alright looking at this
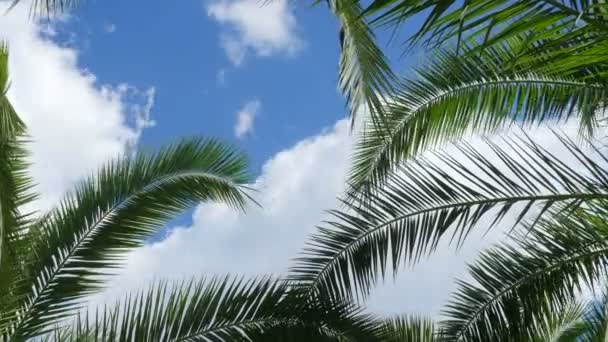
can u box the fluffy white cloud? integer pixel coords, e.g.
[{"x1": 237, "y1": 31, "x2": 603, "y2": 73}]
[
  {"x1": 234, "y1": 99, "x2": 260, "y2": 139},
  {"x1": 207, "y1": 0, "x2": 302, "y2": 66},
  {"x1": 96, "y1": 118, "x2": 589, "y2": 318},
  {"x1": 0, "y1": 5, "x2": 155, "y2": 211},
  {"x1": 96, "y1": 118, "x2": 353, "y2": 303}
]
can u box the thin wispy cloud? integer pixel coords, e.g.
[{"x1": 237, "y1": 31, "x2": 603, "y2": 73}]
[
  {"x1": 103, "y1": 23, "x2": 117, "y2": 33},
  {"x1": 216, "y1": 68, "x2": 227, "y2": 86},
  {"x1": 234, "y1": 99, "x2": 260, "y2": 139}
]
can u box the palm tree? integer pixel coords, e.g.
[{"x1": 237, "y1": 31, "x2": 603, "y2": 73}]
[{"x1": 0, "y1": 46, "x2": 383, "y2": 341}]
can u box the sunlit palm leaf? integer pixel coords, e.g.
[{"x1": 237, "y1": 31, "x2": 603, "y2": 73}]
[
  {"x1": 291, "y1": 133, "x2": 608, "y2": 302},
  {"x1": 529, "y1": 302, "x2": 588, "y2": 342},
  {"x1": 441, "y1": 203, "x2": 608, "y2": 341},
  {"x1": 52, "y1": 277, "x2": 381, "y2": 342},
  {"x1": 1, "y1": 138, "x2": 252, "y2": 340},
  {"x1": 324, "y1": 0, "x2": 397, "y2": 125}
]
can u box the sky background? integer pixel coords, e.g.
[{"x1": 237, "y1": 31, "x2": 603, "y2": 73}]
[{"x1": 0, "y1": 0, "x2": 587, "y2": 318}]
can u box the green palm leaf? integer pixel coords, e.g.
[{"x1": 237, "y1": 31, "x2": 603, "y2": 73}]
[
  {"x1": 529, "y1": 302, "x2": 588, "y2": 342},
  {"x1": 51, "y1": 277, "x2": 380, "y2": 342},
  {"x1": 380, "y1": 315, "x2": 437, "y2": 341},
  {"x1": 291, "y1": 133, "x2": 608, "y2": 302},
  {"x1": 324, "y1": 0, "x2": 397, "y2": 125},
  {"x1": 440, "y1": 203, "x2": 608, "y2": 341},
  {"x1": 0, "y1": 45, "x2": 37, "y2": 327},
  {"x1": 349, "y1": 46, "x2": 608, "y2": 197},
  {"x1": 1, "y1": 138, "x2": 252, "y2": 340},
  {"x1": 364, "y1": 0, "x2": 608, "y2": 51}
]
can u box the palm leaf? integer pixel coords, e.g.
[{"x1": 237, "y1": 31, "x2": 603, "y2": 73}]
[
  {"x1": 348, "y1": 46, "x2": 608, "y2": 197},
  {"x1": 51, "y1": 277, "x2": 381, "y2": 342},
  {"x1": 1, "y1": 138, "x2": 252, "y2": 340},
  {"x1": 440, "y1": 203, "x2": 608, "y2": 341},
  {"x1": 379, "y1": 315, "x2": 437, "y2": 341},
  {"x1": 530, "y1": 302, "x2": 588, "y2": 342},
  {"x1": 291, "y1": 133, "x2": 608, "y2": 302},
  {"x1": 323, "y1": 0, "x2": 397, "y2": 125},
  {"x1": 0, "y1": 45, "x2": 37, "y2": 327},
  {"x1": 364, "y1": 0, "x2": 608, "y2": 51},
  {"x1": 8, "y1": 0, "x2": 79, "y2": 16}
]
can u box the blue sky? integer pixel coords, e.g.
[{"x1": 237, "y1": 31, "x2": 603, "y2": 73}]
[{"x1": 55, "y1": 1, "x2": 351, "y2": 172}]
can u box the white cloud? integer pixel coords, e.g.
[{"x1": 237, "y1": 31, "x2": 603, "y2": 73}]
[
  {"x1": 207, "y1": 0, "x2": 302, "y2": 66},
  {"x1": 103, "y1": 23, "x2": 117, "y2": 33},
  {"x1": 234, "y1": 99, "x2": 260, "y2": 139},
  {"x1": 96, "y1": 118, "x2": 352, "y2": 303},
  {"x1": 0, "y1": 5, "x2": 155, "y2": 211},
  {"x1": 95, "y1": 117, "x2": 590, "y2": 318},
  {"x1": 216, "y1": 68, "x2": 227, "y2": 86}
]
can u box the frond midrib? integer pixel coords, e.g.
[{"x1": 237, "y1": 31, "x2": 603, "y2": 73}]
[
  {"x1": 305, "y1": 191, "x2": 608, "y2": 294},
  {"x1": 173, "y1": 316, "x2": 296, "y2": 342},
  {"x1": 357, "y1": 76, "x2": 603, "y2": 188}
]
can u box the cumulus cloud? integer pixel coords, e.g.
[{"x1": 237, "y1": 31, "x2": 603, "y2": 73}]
[
  {"x1": 0, "y1": 5, "x2": 155, "y2": 211},
  {"x1": 206, "y1": 0, "x2": 302, "y2": 66},
  {"x1": 96, "y1": 118, "x2": 353, "y2": 304},
  {"x1": 234, "y1": 99, "x2": 260, "y2": 139}
]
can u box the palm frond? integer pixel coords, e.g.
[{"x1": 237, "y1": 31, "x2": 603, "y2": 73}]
[
  {"x1": 348, "y1": 46, "x2": 608, "y2": 198},
  {"x1": 530, "y1": 302, "x2": 588, "y2": 342},
  {"x1": 291, "y1": 133, "x2": 608, "y2": 302},
  {"x1": 440, "y1": 203, "x2": 608, "y2": 341},
  {"x1": 52, "y1": 277, "x2": 381, "y2": 342},
  {"x1": 325, "y1": 0, "x2": 397, "y2": 125},
  {"x1": 9, "y1": 0, "x2": 79, "y2": 16},
  {"x1": 363, "y1": 0, "x2": 608, "y2": 51},
  {"x1": 379, "y1": 315, "x2": 437, "y2": 342},
  {"x1": 0, "y1": 45, "x2": 37, "y2": 327},
  {"x1": 1, "y1": 138, "x2": 252, "y2": 340}
]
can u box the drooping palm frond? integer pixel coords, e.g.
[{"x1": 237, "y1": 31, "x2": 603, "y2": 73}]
[
  {"x1": 0, "y1": 138, "x2": 252, "y2": 340},
  {"x1": 50, "y1": 277, "x2": 381, "y2": 342},
  {"x1": 363, "y1": 0, "x2": 608, "y2": 52},
  {"x1": 0, "y1": 45, "x2": 37, "y2": 326},
  {"x1": 323, "y1": 0, "x2": 397, "y2": 125},
  {"x1": 291, "y1": 133, "x2": 608, "y2": 302},
  {"x1": 379, "y1": 315, "x2": 437, "y2": 341},
  {"x1": 348, "y1": 45, "x2": 608, "y2": 198},
  {"x1": 440, "y1": 203, "x2": 608, "y2": 341}
]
